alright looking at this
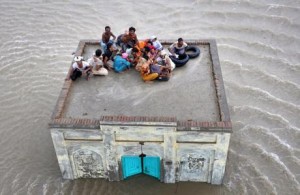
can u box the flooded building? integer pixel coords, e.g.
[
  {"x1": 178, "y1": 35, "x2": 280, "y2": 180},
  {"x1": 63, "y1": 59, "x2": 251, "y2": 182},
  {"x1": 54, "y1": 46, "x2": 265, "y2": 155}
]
[{"x1": 49, "y1": 39, "x2": 232, "y2": 184}]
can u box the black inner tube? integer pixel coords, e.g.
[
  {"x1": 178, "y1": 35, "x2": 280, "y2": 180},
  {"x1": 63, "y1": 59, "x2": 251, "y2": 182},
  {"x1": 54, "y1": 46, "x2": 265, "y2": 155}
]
[
  {"x1": 170, "y1": 54, "x2": 189, "y2": 67},
  {"x1": 185, "y1": 46, "x2": 200, "y2": 59}
]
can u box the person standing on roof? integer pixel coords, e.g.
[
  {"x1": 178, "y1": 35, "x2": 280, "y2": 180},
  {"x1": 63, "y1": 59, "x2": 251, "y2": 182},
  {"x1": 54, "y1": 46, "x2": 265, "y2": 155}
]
[{"x1": 100, "y1": 26, "x2": 116, "y2": 53}]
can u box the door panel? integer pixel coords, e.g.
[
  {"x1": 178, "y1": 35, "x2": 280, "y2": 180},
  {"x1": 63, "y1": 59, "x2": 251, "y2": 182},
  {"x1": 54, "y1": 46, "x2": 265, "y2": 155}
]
[
  {"x1": 121, "y1": 156, "x2": 142, "y2": 179},
  {"x1": 143, "y1": 156, "x2": 160, "y2": 180}
]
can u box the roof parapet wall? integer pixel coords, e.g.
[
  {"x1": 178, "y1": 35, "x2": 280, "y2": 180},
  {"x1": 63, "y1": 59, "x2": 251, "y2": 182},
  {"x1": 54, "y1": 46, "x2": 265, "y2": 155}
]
[{"x1": 49, "y1": 39, "x2": 232, "y2": 133}]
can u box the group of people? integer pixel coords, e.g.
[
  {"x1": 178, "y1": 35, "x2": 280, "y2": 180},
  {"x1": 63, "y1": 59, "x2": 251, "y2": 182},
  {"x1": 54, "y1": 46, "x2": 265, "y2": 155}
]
[{"x1": 69, "y1": 26, "x2": 189, "y2": 82}]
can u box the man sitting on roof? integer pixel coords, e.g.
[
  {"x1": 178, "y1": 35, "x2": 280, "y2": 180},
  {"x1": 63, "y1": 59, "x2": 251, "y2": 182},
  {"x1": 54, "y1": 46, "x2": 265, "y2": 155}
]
[
  {"x1": 70, "y1": 56, "x2": 92, "y2": 81},
  {"x1": 156, "y1": 50, "x2": 175, "y2": 71},
  {"x1": 87, "y1": 49, "x2": 108, "y2": 76},
  {"x1": 168, "y1": 38, "x2": 188, "y2": 60},
  {"x1": 121, "y1": 27, "x2": 139, "y2": 52}
]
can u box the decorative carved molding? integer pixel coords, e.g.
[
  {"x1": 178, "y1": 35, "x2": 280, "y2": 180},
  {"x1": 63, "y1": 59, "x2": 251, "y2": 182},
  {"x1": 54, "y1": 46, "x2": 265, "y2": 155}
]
[
  {"x1": 73, "y1": 149, "x2": 105, "y2": 178},
  {"x1": 187, "y1": 155, "x2": 205, "y2": 171}
]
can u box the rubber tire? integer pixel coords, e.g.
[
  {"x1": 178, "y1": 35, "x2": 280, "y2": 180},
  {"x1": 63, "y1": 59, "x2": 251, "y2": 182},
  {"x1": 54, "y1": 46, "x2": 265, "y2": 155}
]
[
  {"x1": 186, "y1": 45, "x2": 200, "y2": 59},
  {"x1": 170, "y1": 55, "x2": 190, "y2": 67}
]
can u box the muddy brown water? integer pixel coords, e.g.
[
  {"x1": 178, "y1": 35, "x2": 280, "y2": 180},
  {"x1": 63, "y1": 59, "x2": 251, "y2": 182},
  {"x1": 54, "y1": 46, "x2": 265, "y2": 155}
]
[{"x1": 0, "y1": 0, "x2": 299, "y2": 194}]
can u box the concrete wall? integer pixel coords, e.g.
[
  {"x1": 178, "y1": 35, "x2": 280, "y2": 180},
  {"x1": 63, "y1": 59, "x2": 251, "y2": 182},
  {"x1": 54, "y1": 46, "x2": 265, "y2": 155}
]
[{"x1": 51, "y1": 122, "x2": 230, "y2": 184}]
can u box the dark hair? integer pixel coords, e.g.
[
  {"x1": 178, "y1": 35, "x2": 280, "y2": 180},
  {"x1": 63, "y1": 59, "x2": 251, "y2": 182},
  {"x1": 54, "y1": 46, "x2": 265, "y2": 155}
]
[
  {"x1": 143, "y1": 55, "x2": 149, "y2": 60},
  {"x1": 132, "y1": 47, "x2": 139, "y2": 53},
  {"x1": 95, "y1": 49, "x2": 102, "y2": 57},
  {"x1": 147, "y1": 40, "x2": 153, "y2": 45},
  {"x1": 106, "y1": 43, "x2": 113, "y2": 49},
  {"x1": 105, "y1": 26, "x2": 110, "y2": 30},
  {"x1": 178, "y1": 38, "x2": 183, "y2": 42},
  {"x1": 144, "y1": 46, "x2": 150, "y2": 52},
  {"x1": 129, "y1": 27, "x2": 136, "y2": 32}
]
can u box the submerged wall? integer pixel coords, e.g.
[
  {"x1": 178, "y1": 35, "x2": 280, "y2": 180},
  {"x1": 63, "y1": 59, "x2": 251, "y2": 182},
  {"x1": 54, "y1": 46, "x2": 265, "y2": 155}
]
[{"x1": 50, "y1": 117, "x2": 231, "y2": 184}]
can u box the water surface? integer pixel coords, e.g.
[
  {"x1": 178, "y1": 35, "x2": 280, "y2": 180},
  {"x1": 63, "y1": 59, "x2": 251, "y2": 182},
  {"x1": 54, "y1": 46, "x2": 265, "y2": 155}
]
[{"x1": 0, "y1": 0, "x2": 299, "y2": 194}]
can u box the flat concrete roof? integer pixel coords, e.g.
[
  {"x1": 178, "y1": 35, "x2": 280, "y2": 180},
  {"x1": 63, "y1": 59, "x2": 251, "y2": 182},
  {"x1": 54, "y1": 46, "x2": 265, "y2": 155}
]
[
  {"x1": 64, "y1": 43, "x2": 219, "y2": 122},
  {"x1": 50, "y1": 40, "x2": 231, "y2": 132}
]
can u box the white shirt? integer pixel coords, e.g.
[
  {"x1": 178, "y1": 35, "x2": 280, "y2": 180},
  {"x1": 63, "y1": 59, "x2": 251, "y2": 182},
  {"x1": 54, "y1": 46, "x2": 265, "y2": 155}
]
[
  {"x1": 169, "y1": 41, "x2": 188, "y2": 50},
  {"x1": 125, "y1": 48, "x2": 132, "y2": 55},
  {"x1": 153, "y1": 40, "x2": 163, "y2": 50},
  {"x1": 156, "y1": 55, "x2": 175, "y2": 71},
  {"x1": 72, "y1": 61, "x2": 90, "y2": 72},
  {"x1": 87, "y1": 56, "x2": 103, "y2": 68}
]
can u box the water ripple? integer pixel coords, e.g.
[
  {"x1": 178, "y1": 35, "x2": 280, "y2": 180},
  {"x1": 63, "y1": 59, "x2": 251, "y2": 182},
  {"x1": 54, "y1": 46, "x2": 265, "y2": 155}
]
[{"x1": 0, "y1": 0, "x2": 300, "y2": 194}]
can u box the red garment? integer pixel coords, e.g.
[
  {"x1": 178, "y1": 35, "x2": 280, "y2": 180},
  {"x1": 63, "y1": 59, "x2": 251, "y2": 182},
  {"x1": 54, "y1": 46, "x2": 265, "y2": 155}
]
[{"x1": 148, "y1": 45, "x2": 155, "y2": 50}]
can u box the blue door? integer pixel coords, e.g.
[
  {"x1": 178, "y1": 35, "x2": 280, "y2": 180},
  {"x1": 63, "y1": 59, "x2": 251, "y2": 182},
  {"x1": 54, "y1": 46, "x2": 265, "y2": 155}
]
[
  {"x1": 121, "y1": 156, "x2": 142, "y2": 179},
  {"x1": 143, "y1": 156, "x2": 160, "y2": 180}
]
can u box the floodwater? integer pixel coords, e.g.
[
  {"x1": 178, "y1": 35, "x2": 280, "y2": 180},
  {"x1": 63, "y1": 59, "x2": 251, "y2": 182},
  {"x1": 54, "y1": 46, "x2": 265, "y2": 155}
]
[{"x1": 0, "y1": 0, "x2": 299, "y2": 194}]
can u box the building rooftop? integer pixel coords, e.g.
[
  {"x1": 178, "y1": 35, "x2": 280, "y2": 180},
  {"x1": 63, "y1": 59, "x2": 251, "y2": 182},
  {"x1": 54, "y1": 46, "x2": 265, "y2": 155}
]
[{"x1": 50, "y1": 40, "x2": 231, "y2": 132}]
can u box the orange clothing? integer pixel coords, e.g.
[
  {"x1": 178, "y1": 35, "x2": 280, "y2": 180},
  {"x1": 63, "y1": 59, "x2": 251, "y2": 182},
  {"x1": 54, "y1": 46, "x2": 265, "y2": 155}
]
[
  {"x1": 135, "y1": 57, "x2": 147, "y2": 72},
  {"x1": 130, "y1": 46, "x2": 142, "y2": 66},
  {"x1": 140, "y1": 60, "x2": 158, "y2": 81},
  {"x1": 141, "y1": 73, "x2": 158, "y2": 81},
  {"x1": 138, "y1": 41, "x2": 146, "y2": 49},
  {"x1": 134, "y1": 46, "x2": 142, "y2": 56},
  {"x1": 138, "y1": 39, "x2": 150, "y2": 49}
]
